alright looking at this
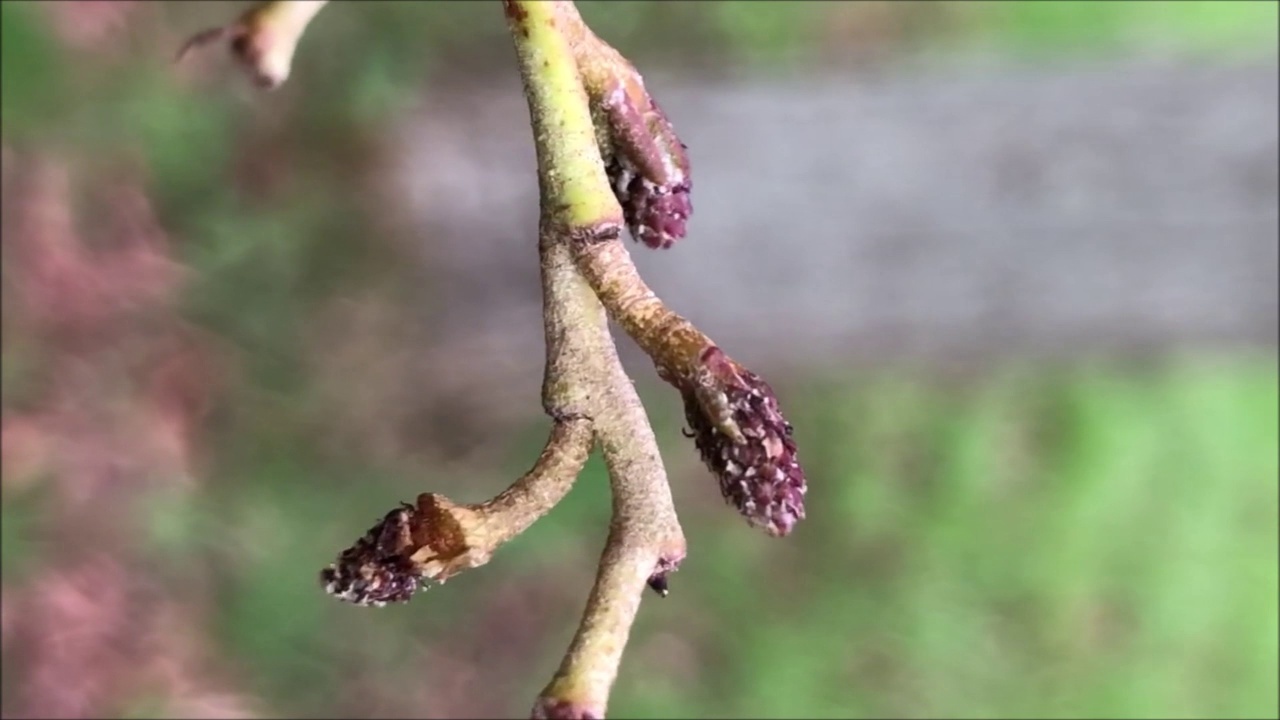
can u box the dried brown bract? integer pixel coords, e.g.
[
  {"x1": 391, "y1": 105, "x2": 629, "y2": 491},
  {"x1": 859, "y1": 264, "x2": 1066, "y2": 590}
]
[{"x1": 319, "y1": 492, "x2": 475, "y2": 606}]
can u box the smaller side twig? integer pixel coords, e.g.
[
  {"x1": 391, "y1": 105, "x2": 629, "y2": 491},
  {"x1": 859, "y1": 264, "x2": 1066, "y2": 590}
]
[
  {"x1": 320, "y1": 416, "x2": 593, "y2": 607},
  {"x1": 573, "y1": 234, "x2": 809, "y2": 539},
  {"x1": 572, "y1": 239, "x2": 712, "y2": 389}
]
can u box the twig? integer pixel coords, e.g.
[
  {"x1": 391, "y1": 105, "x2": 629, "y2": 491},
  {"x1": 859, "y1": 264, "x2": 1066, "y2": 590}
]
[
  {"x1": 504, "y1": 2, "x2": 685, "y2": 716},
  {"x1": 320, "y1": 416, "x2": 593, "y2": 606},
  {"x1": 176, "y1": 1, "x2": 329, "y2": 89}
]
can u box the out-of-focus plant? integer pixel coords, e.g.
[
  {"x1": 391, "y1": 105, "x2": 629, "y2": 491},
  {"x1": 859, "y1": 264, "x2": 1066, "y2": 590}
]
[{"x1": 178, "y1": 1, "x2": 808, "y2": 717}]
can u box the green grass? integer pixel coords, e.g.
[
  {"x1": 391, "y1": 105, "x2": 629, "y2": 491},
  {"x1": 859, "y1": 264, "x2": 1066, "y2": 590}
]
[
  {"x1": 607, "y1": 356, "x2": 1279, "y2": 718},
  {"x1": 689, "y1": 0, "x2": 1280, "y2": 70},
  {"x1": 970, "y1": 0, "x2": 1280, "y2": 59}
]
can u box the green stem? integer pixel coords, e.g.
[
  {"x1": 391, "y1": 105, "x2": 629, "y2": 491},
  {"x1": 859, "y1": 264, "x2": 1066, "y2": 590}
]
[{"x1": 504, "y1": 0, "x2": 621, "y2": 229}]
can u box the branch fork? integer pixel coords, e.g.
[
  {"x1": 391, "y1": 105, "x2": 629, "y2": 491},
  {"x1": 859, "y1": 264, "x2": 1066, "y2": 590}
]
[{"x1": 180, "y1": 2, "x2": 807, "y2": 717}]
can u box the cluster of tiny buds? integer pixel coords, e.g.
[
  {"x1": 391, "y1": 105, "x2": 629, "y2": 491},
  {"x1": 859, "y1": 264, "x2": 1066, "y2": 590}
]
[
  {"x1": 609, "y1": 154, "x2": 692, "y2": 250},
  {"x1": 320, "y1": 503, "x2": 426, "y2": 607},
  {"x1": 682, "y1": 347, "x2": 807, "y2": 537}
]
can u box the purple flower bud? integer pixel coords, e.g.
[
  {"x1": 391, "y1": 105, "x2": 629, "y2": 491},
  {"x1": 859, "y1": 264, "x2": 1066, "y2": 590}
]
[
  {"x1": 681, "y1": 348, "x2": 807, "y2": 537},
  {"x1": 600, "y1": 89, "x2": 692, "y2": 250},
  {"x1": 320, "y1": 503, "x2": 425, "y2": 607},
  {"x1": 612, "y1": 167, "x2": 692, "y2": 250}
]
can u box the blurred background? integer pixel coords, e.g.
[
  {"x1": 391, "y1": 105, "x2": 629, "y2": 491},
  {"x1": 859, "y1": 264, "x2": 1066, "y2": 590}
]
[{"x1": 1, "y1": 1, "x2": 1277, "y2": 718}]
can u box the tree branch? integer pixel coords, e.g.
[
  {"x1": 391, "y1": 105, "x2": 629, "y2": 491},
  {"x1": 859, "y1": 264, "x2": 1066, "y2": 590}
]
[
  {"x1": 180, "y1": 1, "x2": 807, "y2": 716},
  {"x1": 504, "y1": 2, "x2": 685, "y2": 717}
]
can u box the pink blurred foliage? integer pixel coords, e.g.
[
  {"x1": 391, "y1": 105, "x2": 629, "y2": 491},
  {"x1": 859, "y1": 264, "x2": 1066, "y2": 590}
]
[
  {"x1": 43, "y1": 0, "x2": 144, "y2": 54},
  {"x1": 3, "y1": 157, "x2": 187, "y2": 353},
  {"x1": 0, "y1": 147, "x2": 248, "y2": 717},
  {"x1": 4, "y1": 553, "x2": 259, "y2": 719},
  {"x1": 11, "y1": 555, "x2": 139, "y2": 718}
]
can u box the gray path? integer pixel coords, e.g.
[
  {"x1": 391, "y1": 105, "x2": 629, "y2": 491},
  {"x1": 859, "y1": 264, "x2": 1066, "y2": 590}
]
[{"x1": 395, "y1": 59, "x2": 1278, "y2": 379}]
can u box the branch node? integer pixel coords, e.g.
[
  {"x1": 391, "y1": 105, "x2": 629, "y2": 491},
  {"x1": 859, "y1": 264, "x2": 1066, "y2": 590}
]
[
  {"x1": 531, "y1": 698, "x2": 601, "y2": 720},
  {"x1": 646, "y1": 550, "x2": 685, "y2": 598},
  {"x1": 567, "y1": 222, "x2": 623, "y2": 247}
]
